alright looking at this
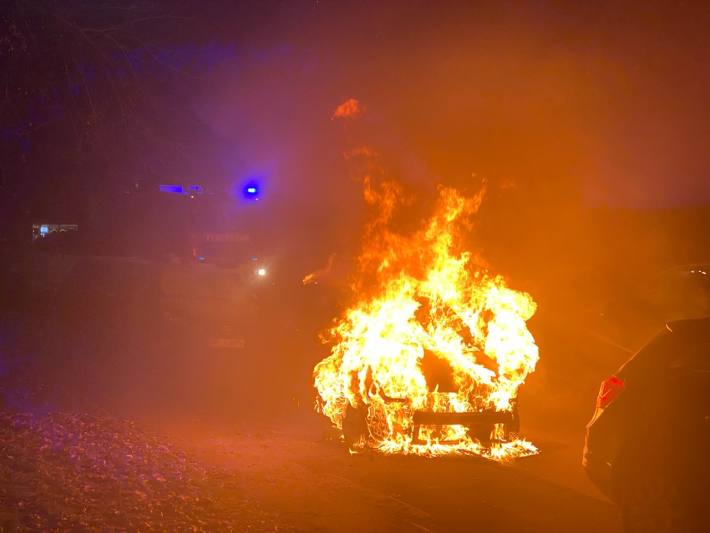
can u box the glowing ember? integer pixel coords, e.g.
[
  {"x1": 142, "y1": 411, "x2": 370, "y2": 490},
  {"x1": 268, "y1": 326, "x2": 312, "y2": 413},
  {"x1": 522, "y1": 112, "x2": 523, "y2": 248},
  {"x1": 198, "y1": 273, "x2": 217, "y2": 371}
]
[
  {"x1": 313, "y1": 175, "x2": 540, "y2": 460},
  {"x1": 332, "y1": 98, "x2": 364, "y2": 119}
]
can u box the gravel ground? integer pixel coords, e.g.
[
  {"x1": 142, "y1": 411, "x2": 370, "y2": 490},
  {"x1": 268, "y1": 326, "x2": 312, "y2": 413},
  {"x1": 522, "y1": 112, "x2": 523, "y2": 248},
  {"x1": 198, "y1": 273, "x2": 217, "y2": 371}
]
[{"x1": 0, "y1": 411, "x2": 284, "y2": 531}]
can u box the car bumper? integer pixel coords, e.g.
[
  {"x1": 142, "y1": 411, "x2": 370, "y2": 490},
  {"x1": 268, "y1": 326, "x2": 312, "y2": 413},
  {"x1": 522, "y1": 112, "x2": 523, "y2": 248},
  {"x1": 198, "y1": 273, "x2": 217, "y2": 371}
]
[
  {"x1": 582, "y1": 447, "x2": 614, "y2": 499},
  {"x1": 411, "y1": 406, "x2": 519, "y2": 444},
  {"x1": 583, "y1": 408, "x2": 621, "y2": 502}
]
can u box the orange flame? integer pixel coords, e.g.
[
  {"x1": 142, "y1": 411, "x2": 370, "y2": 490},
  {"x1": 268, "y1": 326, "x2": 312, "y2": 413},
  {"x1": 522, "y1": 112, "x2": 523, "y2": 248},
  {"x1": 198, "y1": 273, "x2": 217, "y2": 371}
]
[
  {"x1": 313, "y1": 177, "x2": 540, "y2": 460},
  {"x1": 332, "y1": 98, "x2": 364, "y2": 120}
]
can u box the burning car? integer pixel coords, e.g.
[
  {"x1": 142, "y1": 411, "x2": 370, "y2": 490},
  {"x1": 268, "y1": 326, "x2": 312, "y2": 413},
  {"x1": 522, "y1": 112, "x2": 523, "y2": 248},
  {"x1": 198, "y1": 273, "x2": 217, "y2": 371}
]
[{"x1": 313, "y1": 179, "x2": 539, "y2": 459}]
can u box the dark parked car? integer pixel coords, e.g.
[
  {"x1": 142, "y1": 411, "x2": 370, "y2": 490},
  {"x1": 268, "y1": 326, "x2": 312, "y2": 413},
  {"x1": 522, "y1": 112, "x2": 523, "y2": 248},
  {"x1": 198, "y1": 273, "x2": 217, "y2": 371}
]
[{"x1": 583, "y1": 317, "x2": 710, "y2": 532}]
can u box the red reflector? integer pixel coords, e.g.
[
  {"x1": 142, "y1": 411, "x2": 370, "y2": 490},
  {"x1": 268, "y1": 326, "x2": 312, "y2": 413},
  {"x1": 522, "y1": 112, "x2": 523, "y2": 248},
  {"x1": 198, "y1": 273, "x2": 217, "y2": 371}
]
[{"x1": 596, "y1": 375, "x2": 625, "y2": 409}]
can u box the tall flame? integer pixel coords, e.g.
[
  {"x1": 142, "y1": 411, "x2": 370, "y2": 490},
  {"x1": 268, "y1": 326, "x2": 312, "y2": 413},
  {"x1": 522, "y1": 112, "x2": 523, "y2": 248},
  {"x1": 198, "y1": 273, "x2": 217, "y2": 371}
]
[{"x1": 313, "y1": 175, "x2": 540, "y2": 460}]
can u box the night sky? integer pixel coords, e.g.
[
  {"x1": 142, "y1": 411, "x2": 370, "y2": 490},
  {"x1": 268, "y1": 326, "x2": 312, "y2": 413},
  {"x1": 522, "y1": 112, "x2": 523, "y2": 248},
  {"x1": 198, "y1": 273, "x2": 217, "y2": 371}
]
[
  {"x1": 193, "y1": 0, "x2": 710, "y2": 209},
  {"x1": 2, "y1": 0, "x2": 709, "y2": 217}
]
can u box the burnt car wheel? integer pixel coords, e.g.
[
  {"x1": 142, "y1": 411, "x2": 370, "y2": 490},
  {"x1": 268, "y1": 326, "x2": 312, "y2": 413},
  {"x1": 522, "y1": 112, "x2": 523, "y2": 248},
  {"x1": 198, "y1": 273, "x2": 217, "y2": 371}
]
[
  {"x1": 467, "y1": 423, "x2": 495, "y2": 445},
  {"x1": 341, "y1": 404, "x2": 368, "y2": 451}
]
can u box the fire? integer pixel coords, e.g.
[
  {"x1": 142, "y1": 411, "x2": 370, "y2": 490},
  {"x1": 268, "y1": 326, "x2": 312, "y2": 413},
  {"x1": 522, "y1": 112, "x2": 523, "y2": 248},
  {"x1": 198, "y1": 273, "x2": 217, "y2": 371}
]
[
  {"x1": 313, "y1": 176, "x2": 540, "y2": 460},
  {"x1": 332, "y1": 98, "x2": 364, "y2": 119}
]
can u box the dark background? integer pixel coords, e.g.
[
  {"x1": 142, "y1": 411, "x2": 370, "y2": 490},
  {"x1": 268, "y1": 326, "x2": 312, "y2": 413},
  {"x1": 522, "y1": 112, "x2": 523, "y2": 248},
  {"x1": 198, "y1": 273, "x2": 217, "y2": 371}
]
[
  {"x1": 2, "y1": 0, "x2": 710, "y2": 417},
  {"x1": 1, "y1": 2, "x2": 709, "y2": 530}
]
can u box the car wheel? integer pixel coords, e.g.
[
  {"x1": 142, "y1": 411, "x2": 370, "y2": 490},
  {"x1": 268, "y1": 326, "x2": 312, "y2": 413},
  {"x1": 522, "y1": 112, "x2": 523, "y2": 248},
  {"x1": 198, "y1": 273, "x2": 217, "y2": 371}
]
[
  {"x1": 342, "y1": 404, "x2": 368, "y2": 451},
  {"x1": 467, "y1": 423, "x2": 494, "y2": 445},
  {"x1": 621, "y1": 468, "x2": 685, "y2": 532}
]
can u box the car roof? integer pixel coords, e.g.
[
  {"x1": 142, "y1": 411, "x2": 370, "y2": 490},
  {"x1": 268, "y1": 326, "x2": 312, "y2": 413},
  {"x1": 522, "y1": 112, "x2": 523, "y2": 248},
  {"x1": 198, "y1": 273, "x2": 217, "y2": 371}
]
[
  {"x1": 618, "y1": 317, "x2": 710, "y2": 378},
  {"x1": 666, "y1": 317, "x2": 710, "y2": 341}
]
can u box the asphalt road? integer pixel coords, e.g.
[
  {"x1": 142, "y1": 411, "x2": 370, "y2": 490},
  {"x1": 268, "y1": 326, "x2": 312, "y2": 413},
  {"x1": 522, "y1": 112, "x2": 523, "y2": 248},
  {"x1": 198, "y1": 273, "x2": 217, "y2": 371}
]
[
  {"x1": 153, "y1": 308, "x2": 629, "y2": 532},
  {"x1": 166, "y1": 417, "x2": 621, "y2": 533},
  {"x1": 0, "y1": 303, "x2": 631, "y2": 532}
]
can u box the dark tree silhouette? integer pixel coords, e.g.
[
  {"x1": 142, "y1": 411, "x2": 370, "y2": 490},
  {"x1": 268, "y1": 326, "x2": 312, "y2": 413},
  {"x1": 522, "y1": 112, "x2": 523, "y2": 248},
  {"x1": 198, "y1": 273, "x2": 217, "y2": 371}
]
[{"x1": 0, "y1": 0, "x2": 227, "y2": 225}]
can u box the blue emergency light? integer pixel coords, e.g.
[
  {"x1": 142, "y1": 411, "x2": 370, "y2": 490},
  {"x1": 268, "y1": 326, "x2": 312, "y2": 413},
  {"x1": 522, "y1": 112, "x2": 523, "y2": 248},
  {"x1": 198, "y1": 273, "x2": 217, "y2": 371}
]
[
  {"x1": 242, "y1": 181, "x2": 261, "y2": 201},
  {"x1": 159, "y1": 184, "x2": 184, "y2": 194}
]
